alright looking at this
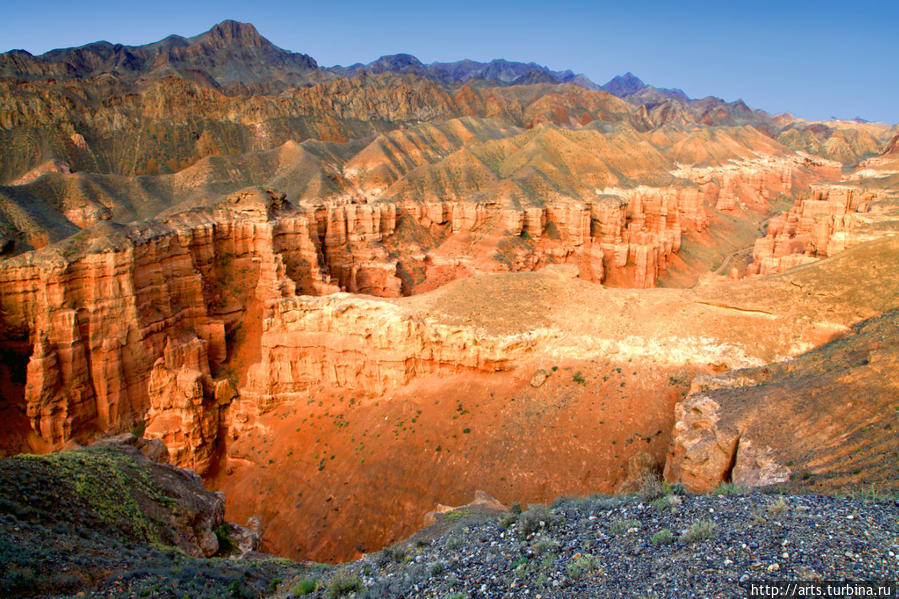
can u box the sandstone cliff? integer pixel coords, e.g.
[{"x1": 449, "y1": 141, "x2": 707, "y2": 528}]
[
  {"x1": 746, "y1": 184, "x2": 885, "y2": 275},
  {"x1": 0, "y1": 185, "x2": 714, "y2": 465}
]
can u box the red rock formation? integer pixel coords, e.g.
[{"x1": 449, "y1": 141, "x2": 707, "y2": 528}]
[
  {"x1": 0, "y1": 184, "x2": 701, "y2": 460},
  {"x1": 238, "y1": 293, "x2": 541, "y2": 416},
  {"x1": 0, "y1": 189, "x2": 304, "y2": 458},
  {"x1": 746, "y1": 185, "x2": 882, "y2": 275},
  {"x1": 144, "y1": 336, "x2": 229, "y2": 474},
  {"x1": 671, "y1": 154, "x2": 811, "y2": 212}
]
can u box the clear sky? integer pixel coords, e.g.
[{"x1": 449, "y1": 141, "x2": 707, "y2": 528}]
[{"x1": 2, "y1": 0, "x2": 897, "y2": 123}]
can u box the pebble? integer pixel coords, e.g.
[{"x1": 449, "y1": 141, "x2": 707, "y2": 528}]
[{"x1": 288, "y1": 493, "x2": 898, "y2": 599}]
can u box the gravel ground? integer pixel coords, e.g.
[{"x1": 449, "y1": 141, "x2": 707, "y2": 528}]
[{"x1": 284, "y1": 491, "x2": 899, "y2": 599}]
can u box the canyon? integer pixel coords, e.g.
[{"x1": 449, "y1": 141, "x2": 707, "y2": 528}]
[{"x1": 0, "y1": 20, "x2": 897, "y2": 567}]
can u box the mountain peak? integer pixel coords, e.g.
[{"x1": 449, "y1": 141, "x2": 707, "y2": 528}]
[
  {"x1": 199, "y1": 20, "x2": 264, "y2": 45},
  {"x1": 372, "y1": 54, "x2": 424, "y2": 68},
  {"x1": 601, "y1": 72, "x2": 647, "y2": 97}
]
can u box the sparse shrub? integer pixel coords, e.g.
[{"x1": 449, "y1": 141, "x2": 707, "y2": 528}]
[
  {"x1": 713, "y1": 482, "x2": 745, "y2": 496},
  {"x1": 441, "y1": 509, "x2": 465, "y2": 522},
  {"x1": 429, "y1": 562, "x2": 445, "y2": 577},
  {"x1": 551, "y1": 495, "x2": 571, "y2": 509},
  {"x1": 586, "y1": 494, "x2": 626, "y2": 511},
  {"x1": 662, "y1": 482, "x2": 688, "y2": 496},
  {"x1": 445, "y1": 535, "x2": 462, "y2": 551},
  {"x1": 214, "y1": 524, "x2": 234, "y2": 553},
  {"x1": 132, "y1": 421, "x2": 147, "y2": 437},
  {"x1": 532, "y1": 537, "x2": 557, "y2": 554},
  {"x1": 566, "y1": 554, "x2": 601, "y2": 580},
  {"x1": 376, "y1": 544, "x2": 407, "y2": 566},
  {"x1": 326, "y1": 571, "x2": 363, "y2": 598},
  {"x1": 611, "y1": 518, "x2": 640, "y2": 534},
  {"x1": 651, "y1": 494, "x2": 682, "y2": 512},
  {"x1": 517, "y1": 506, "x2": 552, "y2": 539},
  {"x1": 767, "y1": 498, "x2": 788, "y2": 515},
  {"x1": 510, "y1": 502, "x2": 522, "y2": 515},
  {"x1": 637, "y1": 476, "x2": 665, "y2": 501},
  {"x1": 572, "y1": 371, "x2": 586, "y2": 385},
  {"x1": 498, "y1": 513, "x2": 518, "y2": 529},
  {"x1": 680, "y1": 519, "x2": 716, "y2": 544},
  {"x1": 227, "y1": 580, "x2": 256, "y2": 599},
  {"x1": 651, "y1": 529, "x2": 675, "y2": 546}
]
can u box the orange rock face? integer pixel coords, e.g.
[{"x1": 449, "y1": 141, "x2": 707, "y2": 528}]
[
  {"x1": 0, "y1": 184, "x2": 713, "y2": 461},
  {"x1": 143, "y1": 336, "x2": 229, "y2": 474},
  {"x1": 0, "y1": 190, "x2": 300, "y2": 459}
]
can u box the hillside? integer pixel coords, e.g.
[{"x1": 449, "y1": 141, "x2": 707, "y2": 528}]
[{"x1": 0, "y1": 435, "x2": 304, "y2": 598}]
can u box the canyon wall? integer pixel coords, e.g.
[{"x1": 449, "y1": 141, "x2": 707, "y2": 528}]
[
  {"x1": 0, "y1": 158, "x2": 860, "y2": 468},
  {"x1": 239, "y1": 294, "x2": 543, "y2": 414},
  {"x1": 747, "y1": 185, "x2": 883, "y2": 275},
  {"x1": 0, "y1": 184, "x2": 715, "y2": 464}
]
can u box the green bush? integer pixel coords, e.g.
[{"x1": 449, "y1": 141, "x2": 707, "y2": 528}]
[
  {"x1": 713, "y1": 482, "x2": 745, "y2": 496},
  {"x1": 214, "y1": 524, "x2": 234, "y2": 553},
  {"x1": 566, "y1": 554, "x2": 601, "y2": 580},
  {"x1": 767, "y1": 498, "x2": 788, "y2": 514},
  {"x1": 650, "y1": 494, "x2": 682, "y2": 512},
  {"x1": 326, "y1": 571, "x2": 363, "y2": 598},
  {"x1": 611, "y1": 518, "x2": 640, "y2": 534},
  {"x1": 517, "y1": 506, "x2": 552, "y2": 539},
  {"x1": 532, "y1": 537, "x2": 557, "y2": 554},
  {"x1": 292, "y1": 577, "x2": 318, "y2": 596},
  {"x1": 651, "y1": 529, "x2": 675, "y2": 546},
  {"x1": 680, "y1": 519, "x2": 717, "y2": 543},
  {"x1": 637, "y1": 476, "x2": 665, "y2": 501}
]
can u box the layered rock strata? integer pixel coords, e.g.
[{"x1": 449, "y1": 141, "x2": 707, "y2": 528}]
[
  {"x1": 0, "y1": 184, "x2": 712, "y2": 462},
  {"x1": 747, "y1": 185, "x2": 884, "y2": 275}
]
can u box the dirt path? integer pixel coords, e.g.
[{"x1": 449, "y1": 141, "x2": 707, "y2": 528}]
[{"x1": 712, "y1": 215, "x2": 773, "y2": 276}]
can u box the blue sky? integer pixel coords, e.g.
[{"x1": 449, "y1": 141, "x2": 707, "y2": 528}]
[{"x1": 2, "y1": 0, "x2": 897, "y2": 123}]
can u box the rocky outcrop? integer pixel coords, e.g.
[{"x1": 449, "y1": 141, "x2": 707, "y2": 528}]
[
  {"x1": 590, "y1": 186, "x2": 706, "y2": 286},
  {"x1": 239, "y1": 293, "x2": 543, "y2": 412},
  {"x1": 670, "y1": 152, "x2": 841, "y2": 212},
  {"x1": 144, "y1": 336, "x2": 227, "y2": 475},
  {"x1": 0, "y1": 189, "x2": 303, "y2": 457},
  {"x1": 4, "y1": 169, "x2": 876, "y2": 458},
  {"x1": 746, "y1": 185, "x2": 883, "y2": 275},
  {"x1": 665, "y1": 310, "x2": 899, "y2": 492},
  {"x1": 0, "y1": 439, "x2": 227, "y2": 557}
]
